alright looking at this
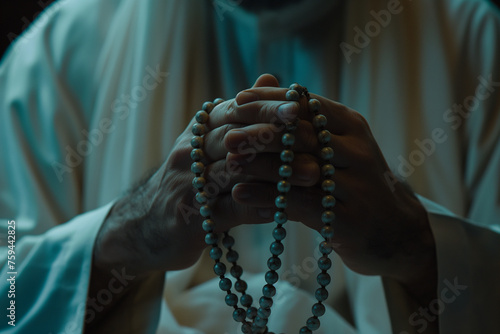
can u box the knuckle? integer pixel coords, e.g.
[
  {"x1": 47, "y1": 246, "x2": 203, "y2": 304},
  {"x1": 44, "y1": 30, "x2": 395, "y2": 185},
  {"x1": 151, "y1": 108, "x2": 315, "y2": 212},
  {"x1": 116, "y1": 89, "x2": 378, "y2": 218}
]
[
  {"x1": 169, "y1": 146, "x2": 191, "y2": 171},
  {"x1": 259, "y1": 102, "x2": 274, "y2": 122},
  {"x1": 351, "y1": 111, "x2": 369, "y2": 130},
  {"x1": 223, "y1": 99, "x2": 237, "y2": 122}
]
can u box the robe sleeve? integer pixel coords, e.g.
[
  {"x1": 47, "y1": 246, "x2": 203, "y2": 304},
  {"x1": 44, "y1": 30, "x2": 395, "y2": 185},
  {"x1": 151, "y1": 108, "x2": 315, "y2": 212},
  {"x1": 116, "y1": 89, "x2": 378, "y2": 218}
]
[
  {"x1": 384, "y1": 2, "x2": 500, "y2": 333},
  {"x1": 0, "y1": 0, "x2": 165, "y2": 332}
]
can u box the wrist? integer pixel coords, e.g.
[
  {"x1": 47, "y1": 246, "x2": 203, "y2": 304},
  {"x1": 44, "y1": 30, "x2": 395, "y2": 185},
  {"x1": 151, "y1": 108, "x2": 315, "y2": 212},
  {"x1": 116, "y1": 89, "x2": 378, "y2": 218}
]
[
  {"x1": 93, "y1": 183, "x2": 159, "y2": 277},
  {"x1": 393, "y1": 200, "x2": 438, "y2": 306}
]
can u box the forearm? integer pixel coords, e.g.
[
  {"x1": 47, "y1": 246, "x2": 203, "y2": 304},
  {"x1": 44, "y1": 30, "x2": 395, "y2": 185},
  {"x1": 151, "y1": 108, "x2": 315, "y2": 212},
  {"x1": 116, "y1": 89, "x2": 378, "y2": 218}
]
[{"x1": 381, "y1": 190, "x2": 439, "y2": 333}]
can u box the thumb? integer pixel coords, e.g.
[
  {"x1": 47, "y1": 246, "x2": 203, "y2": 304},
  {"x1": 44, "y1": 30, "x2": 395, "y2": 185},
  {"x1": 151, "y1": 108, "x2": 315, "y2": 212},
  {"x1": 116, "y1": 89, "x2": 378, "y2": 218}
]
[{"x1": 252, "y1": 73, "x2": 280, "y2": 88}]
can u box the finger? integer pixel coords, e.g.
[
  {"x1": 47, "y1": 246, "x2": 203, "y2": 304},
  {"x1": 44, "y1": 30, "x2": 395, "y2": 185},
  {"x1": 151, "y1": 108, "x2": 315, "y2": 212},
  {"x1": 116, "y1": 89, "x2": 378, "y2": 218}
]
[
  {"x1": 206, "y1": 99, "x2": 300, "y2": 130},
  {"x1": 231, "y1": 182, "x2": 346, "y2": 233},
  {"x1": 239, "y1": 87, "x2": 360, "y2": 136},
  {"x1": 201, "y1": 123, "x2": 241, "y2": 162},
  {"x1": 199, "y1": 158, "x2": 255, "y2": 198},
  {"x1": 252, "y1": 73, "x2": 280, "y2": 88},
  {"x1": 223, "y1": 121, "x2": 354, "y2": 170},
  {"x1": 310, "y1": 93, "x2": 368, "y2": 136},
  {"x1": 227, "y1": 152, "x2": 320, "y2": 187},
  {"x1": 224, "y1": 121, "x2": 317, "y2": 154},
  {"x1": 210, "y1": 193, "x2": 275, "y2": 232}
]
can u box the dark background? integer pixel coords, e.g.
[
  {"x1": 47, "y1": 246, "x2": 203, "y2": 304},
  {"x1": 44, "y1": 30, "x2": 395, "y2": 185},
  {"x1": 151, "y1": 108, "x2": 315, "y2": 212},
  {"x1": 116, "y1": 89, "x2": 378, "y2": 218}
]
[{"x1": 1, "y1": 0, "x2": 499, "y2": 58}]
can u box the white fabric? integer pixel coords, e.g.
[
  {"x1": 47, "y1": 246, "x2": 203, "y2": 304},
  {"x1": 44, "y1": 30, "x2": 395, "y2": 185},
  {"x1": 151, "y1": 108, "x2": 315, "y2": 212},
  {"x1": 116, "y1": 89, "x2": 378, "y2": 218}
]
[{"x1": 0, "y1": 0, "x2": 499, "y2": 333}]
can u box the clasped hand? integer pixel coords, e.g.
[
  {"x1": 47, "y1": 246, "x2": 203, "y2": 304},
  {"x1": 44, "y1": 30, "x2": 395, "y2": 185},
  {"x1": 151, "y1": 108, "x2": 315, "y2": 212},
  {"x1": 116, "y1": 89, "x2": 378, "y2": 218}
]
[{"x1": 94, "y1": 74, "x2": 436, "y2": 295}]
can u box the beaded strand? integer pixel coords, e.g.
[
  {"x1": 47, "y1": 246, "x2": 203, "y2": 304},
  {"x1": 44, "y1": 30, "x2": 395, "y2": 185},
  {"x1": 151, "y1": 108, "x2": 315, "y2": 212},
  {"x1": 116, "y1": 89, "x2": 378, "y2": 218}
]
[{"x1": 191, "y1": 84, "x2": 335, "y2": 334}]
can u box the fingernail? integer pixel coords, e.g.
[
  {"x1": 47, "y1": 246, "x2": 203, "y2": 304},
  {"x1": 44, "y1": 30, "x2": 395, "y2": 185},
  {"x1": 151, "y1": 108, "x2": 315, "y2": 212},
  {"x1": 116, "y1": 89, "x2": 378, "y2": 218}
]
[
  {"x1": 234, "y1": 185, "x2": 251, "y2": 200},
  {"x1": 278, "y1": 102, "x2": 298, "y2": 123},
  {"x1": 236, "y1": 91, "x2": 259, "y2": 105},
  {"x1": 258, "y1": 208, "x2": 272, "y2": 219}
]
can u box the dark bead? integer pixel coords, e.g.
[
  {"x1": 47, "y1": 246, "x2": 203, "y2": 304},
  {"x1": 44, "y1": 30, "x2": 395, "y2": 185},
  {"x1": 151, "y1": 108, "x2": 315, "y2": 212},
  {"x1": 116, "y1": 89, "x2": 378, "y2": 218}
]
[
  {"x1": 285, "y1": 120, "x2": 298, "y2": 131},
  {"x1": 233, "y1": 308, "x2": 246, "y2": 322},
  {"x1": 277, "y1": 180, "x2": 291, "y2": 193},
  {"x1": 257, "y1": 306, "x2": 272, "y2": 319},
  {"x1": 267, "y1": 256, "x2": 282, "y2": 271},
  {"x1": 274, "y1": 211, "x2": 287, "y2": 224},
  {"x1": 230, "y1": 265, "x2": 243, "y2": 278},
  {"x1": 191, "y1": 161, "x2": 204, "y2": 174},
  {"x1": 222, "y1": 235, "x2": 235, "y2": 248},
  {"x1": 272, "y1": 227, "x2": 286, "y2": 241},
  {"x1": 202, "y1": 101, "x2": 215, "y2": 112},
  {"x1": 317, "y1": 272, "x2": 331, "y2": 286},
  {"x1": 306, "y1": 316, "x2": 320, "y2": 331},
  {"x1": 213, "y1": 97, "x2": 225, "y2": 105},
  {"x1": 321, "y1": 194, "x2": 336, "y2": 208},
  {"x1": 192, "y1": 123, "x2": 206, "y2": 136},
  {"x1": 225, "y1": 293, "x2": 238, "y2": 306},
  {"x1": 241, "y1": 323, "x2": 252, "y2": 334},
  {"x1": 315, "y1": 287, "x2": 329, "y2": 302},
  {"x1": 240, "y1": 293, "x2": 253, "y2": 307},
  {"x1": 199, "y1": 204, "x2": 211, "y2": 217},
  {"x1": 278, "y1": 165, "x2": 292, "y2": 178},
  {"x1": 321, "y1": 164, "x2": 335, "y2": 177},
  {"x1": 312, "y1": 114, "x2": 327, "y2": 128},
  {"x1": 299, "y1": 327, "x2": 312, "y2": 334},
  {"x1": 270, "y1": 241, "x2": 284, "y2": 256},
  {"x1": 321, "y1": 210, "x2": 335, "y2": 223},
  {"x1": 281, "y1": 133, "x2": 295, "y2": 146},
  {"x1": 195, "y1": 110, "x2": 209, "y2": 123},
  {"x1": 321, "y1": 179, "x2": 335, "y2": 193},
  {"x1": 209, "y1": 247, "x2": 222, "y2": 260},
  {"x1": 226, "y1": 249, "x2": 239, "y2": 263},
  {"x1": 320, "y1": 225, "x2": 334, "y2": 239},
  {"x1": 286, "y1": 90, "x2": 300, "y2": 101},
  {"x1": 318, "y1": 256, "x2": 332, "y2": 271},
  {"x1": 190, "y1": 136, "x2": 203, "y2": 148},
  {"x1": 321, "y1": 147, "x2": 334, "y2": 161},
  {"x1": 319, "y1": 241, "x2": 333, "y2": 255},
  {"x1": 262, "y1": 284, "x2": 276, "y2": 298},
  {"x1": 195, "y1": 191, "x2": 208, "y2": 204},
  {"x1": 308, "y1": 99, "x2": 321, "y2": 112},
  {"x1": 254, "y1": 316, "x2": 268, "y2": 328},
  {"x1": 213, "y1": 262, "x2": 226, "y2": 276},
  {"x1": 247, "y1": 307, "x2": 258, "y2": 320},
  {"x1": 192, "y1": 176, "x2": 206, "y2": 189},
  {"x1": 275, "y1": 195, "x2": 287, "y2": 209},
  {"x1": 259, "y1": 296, "x2": 273, "y2": 309},
  {"x1": 202, "y1": 219, "x2": 214, "y2": 232},
  {"x1": 235, "y1": 279, "x2": 247, "y2": 293},
  {"x1": 219, "y1": 277, "x2": 232, "y2": 291},
  {"x1": 289, "y1": 83, "x2": 302, "y2": 92},
  {"x1": 280, "y1": 149, "x2": 294, "y2": 163},
  {"x1": 190, "y1": 148, "x2": 204, "y2": 161},
  {"x1": 317, "y1": 129, "x2": 331, "y2": 144},
  {"x1": 265, "y1": 270, "x2": 279, "y2": 284},
  {"x1": 205, "y1": 233, "x2": 218, "y2": 245},
  {"x1": 312, "y1": 302, "x2": 326, "y2": 317}
]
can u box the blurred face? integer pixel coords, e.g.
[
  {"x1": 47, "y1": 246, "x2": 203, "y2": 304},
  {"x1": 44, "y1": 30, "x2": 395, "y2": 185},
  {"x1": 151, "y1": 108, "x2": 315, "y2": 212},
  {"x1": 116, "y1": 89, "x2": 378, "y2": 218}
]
[{"x1": 239, "y1": 0, "x2": 304, "y2": 11}]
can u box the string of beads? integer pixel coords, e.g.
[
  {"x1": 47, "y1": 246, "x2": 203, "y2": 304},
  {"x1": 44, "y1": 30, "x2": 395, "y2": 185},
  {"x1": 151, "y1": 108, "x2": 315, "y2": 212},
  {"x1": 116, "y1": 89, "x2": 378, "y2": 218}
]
[{"x1": 191, "y1": 83, "x2": 335, "y2": 334}]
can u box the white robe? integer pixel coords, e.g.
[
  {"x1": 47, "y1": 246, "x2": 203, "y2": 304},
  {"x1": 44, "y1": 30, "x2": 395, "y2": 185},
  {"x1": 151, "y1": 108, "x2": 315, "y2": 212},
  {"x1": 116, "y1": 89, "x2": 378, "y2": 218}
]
[{"x1": 0, "y1": 0, "x2": 499, "y2": 333}]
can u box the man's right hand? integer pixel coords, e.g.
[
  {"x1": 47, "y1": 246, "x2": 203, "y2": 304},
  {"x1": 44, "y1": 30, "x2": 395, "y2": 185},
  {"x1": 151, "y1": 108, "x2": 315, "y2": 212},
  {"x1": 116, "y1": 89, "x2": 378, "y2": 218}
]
[{"x1": 92, "y1": 74, "x2": 304, "y2": 277}]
